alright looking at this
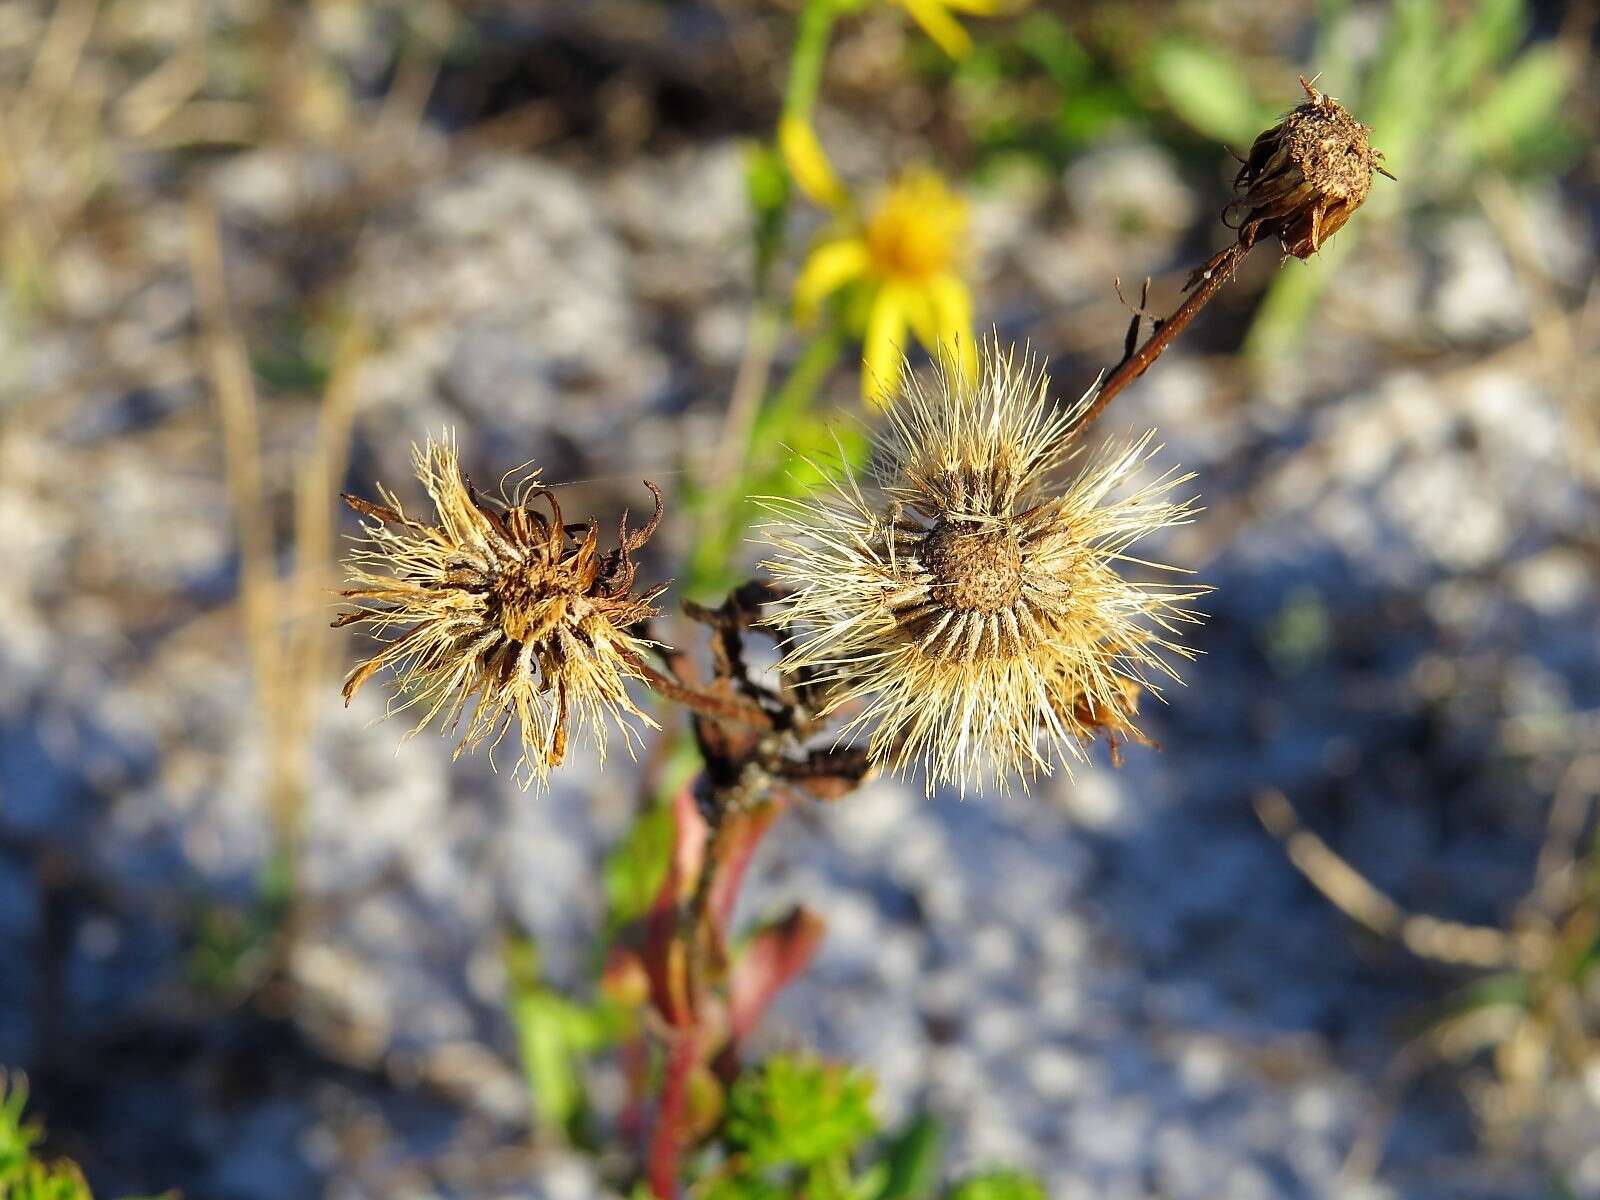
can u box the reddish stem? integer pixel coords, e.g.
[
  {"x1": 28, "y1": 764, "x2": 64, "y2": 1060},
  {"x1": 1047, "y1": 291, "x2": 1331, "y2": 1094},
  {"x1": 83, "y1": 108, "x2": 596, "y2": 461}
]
[
  {"x1": 623, "y1": 649, "x2": 777, "y2": 732},
  {"x1": 648, "y1": 1031, "x2": 700, "y2": 1199}
]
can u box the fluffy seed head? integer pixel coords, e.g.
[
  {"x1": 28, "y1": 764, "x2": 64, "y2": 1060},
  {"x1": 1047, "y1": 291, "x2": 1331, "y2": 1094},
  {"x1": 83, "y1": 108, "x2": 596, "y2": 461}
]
[
  {"x1": 762, "y1": 345, "x2": 1206, "y2": 795},
  {"x1": 1231, "y1": 76, "x2": 1391, "y2": 258},
  {"x1": 335, "y1": 433, "x2": 665, "y2": 790}
]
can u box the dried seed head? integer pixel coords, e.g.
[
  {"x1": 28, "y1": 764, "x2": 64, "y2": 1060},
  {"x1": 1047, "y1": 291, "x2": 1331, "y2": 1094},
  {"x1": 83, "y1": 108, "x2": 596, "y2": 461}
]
[
  {"x1": 762, "y1": 343, "x2": 1206, "y2": 795},
  {"x1": 920, "y1": 520, "x2": 1024, "y2": 614},
  {"x1": 1231, "y1": 76, "x2": 1392, "y2": 259},
  {"x1": 335, "y1": 432, "x2": 666, "y2": 790}
]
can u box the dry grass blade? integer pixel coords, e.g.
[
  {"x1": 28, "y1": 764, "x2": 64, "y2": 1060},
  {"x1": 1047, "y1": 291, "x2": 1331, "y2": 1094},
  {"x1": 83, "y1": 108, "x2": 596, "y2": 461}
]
[
  {"x1": 186, "y1": 195, "x2": 298, "y2": 851},
  {"x1": 286, "y1": 317, "x2": 371, "y2": 774},
  {"x1": 1528, "y1": 754, "x2": 1600, "y2": 915},
  {"x1": 1253, "y1": 788, "x2": 1521, "y2": 970}
]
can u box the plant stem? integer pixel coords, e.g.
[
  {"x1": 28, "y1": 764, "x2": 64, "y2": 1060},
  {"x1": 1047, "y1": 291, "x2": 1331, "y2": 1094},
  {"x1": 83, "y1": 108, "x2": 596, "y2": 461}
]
[
  {"x1": 707, "y1": 301, "x2": 782, "y2": 507},
  {"x1": 624, "y1": 649, "x2": 777, "y2": 732},
  {"x1": 648, "y1": 1031, "x2": 700, "y2": 1198},
  {"x1": 686, "y1": 328, "x2": 842, "y2": 598},
  {"x1": 1068, "y1": 241, "x2": 1251, "y2": 444},
  {"x1": 750, "y1": 325, "x2": 844, "y2": 461},
  {"x1": 783, "y1": 0, "x2": 838, "y2": 119}
]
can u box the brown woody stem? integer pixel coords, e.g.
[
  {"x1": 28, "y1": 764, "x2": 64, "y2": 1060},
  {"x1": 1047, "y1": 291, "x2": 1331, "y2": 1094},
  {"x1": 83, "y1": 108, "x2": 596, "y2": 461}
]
[
  {"x1": 623, "y1": 648, "x2": 778, "y2": 732},
  {"x1": 1067, "y1": 240, "x2": 1252, "y2": 444}
]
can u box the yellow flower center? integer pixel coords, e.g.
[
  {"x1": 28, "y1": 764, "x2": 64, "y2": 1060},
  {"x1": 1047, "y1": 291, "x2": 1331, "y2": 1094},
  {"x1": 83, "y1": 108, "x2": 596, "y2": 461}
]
[{"x1": 863, "y1": 170, "x2": 967, "y2": 283}]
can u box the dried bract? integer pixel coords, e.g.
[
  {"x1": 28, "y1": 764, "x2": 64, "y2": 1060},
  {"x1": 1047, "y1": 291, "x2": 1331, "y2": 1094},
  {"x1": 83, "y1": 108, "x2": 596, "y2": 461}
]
[
  {"x1": 763, "y1": 345, "x2": 1205, "y2": 794},
  {"x1": 335, "y1": 433, "x2": 666, "y2": 790},
  {"x1": 1231, "y1": 75, "x2": 1392, "y2": 258}
]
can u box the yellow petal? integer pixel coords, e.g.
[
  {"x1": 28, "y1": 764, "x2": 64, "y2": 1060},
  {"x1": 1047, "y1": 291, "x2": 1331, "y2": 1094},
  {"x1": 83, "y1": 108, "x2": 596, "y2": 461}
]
[
  {"x1": 926, "y1": 272, "x2": 978, "y2": 382},
  {"x1": 899, "y1": 0, "x2": 973, "y2": 58},
  {"x1": 793, "y1": 238, "x2": 871, "y2": 325},
  {"x1": 779, "y1": 113, "x2": 850, "y2": 211},
  {"x1": 862, "y1": 287, "x2": 908, "y2": 407},
  {"x1": 941, "y1": 0, "x2": 1006, "y2": 13},
  {"x1": 897, "y1": 285, "x2": 939, "y2": 350}
]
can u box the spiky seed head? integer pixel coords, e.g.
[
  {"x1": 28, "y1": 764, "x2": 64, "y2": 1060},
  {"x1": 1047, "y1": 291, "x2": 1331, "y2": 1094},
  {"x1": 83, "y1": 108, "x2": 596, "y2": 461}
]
[
  {"x1": 1231, "y1": 76, "x2": 1391, "y2": 259},
  {"x1": 335, "y1": 432, "x2": 666, "y2": 790},
  {"x1": 762, "y1": 344, "x2": 1206, "y2": 795}
]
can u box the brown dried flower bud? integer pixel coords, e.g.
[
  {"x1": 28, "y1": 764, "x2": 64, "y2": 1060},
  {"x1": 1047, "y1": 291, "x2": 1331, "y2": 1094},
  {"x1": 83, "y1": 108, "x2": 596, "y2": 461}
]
[
  {"x1": 1230, "y1": 75, "x2": 1392, "y2": 259},
  {"x1": 335, "y1": 433, "x2": 666, "y2": 790}
]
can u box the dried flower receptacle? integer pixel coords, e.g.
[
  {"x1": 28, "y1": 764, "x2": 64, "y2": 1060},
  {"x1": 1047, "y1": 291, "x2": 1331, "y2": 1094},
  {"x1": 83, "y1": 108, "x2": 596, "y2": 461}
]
[
  {"x1": 1070, "y1": 75, "x2": 1390, "y2": 446},
  {"x1": 1231, "y1": 75, "x2": 1393, "y2": 259},
  {"x1": 335, "y1": 434, "x2": 666, "y2": 790},
  {"x1": 763, "y1": 345, "x2": 1205, "y2": 794}
]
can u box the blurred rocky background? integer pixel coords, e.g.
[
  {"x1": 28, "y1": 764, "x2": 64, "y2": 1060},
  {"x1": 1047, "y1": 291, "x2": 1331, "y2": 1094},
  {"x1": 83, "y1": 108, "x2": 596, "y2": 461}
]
[{"x1": 0, "y1": 0, "x2": 1596, "y2": 1197}]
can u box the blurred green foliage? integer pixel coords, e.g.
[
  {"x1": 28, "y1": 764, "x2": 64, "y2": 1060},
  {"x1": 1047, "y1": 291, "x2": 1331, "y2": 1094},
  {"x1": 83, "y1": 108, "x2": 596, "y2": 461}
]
[
  {"x1": 0, "y1": 1074, "x2": 168, "y2": 1200},
  {"x1": 947, "y1": 1172, "x2": 1049, "y2": 1200},
  {"x1": 1240, "y1": 0, "x2": 1579, "y2": 361},
  {"x1": 948, "y1": 0, "x2": 1579, "y2": 362},
  {"x1": 184, "y1": 848, "x2": 294, "y2": 997},
  {"x1": 502, "y1": 934, "x2": 633, "y2": 1140},
  {"x1": 952, "y1": 13, "x2": 1154, "y2": 166},
  {"x1": 691, "y1": 1054, "x2": 1044, "y2": 1200},
  {"x1": 683, "y1": 328, "x2": 867, "y2": 602},
  {"x1": 724, "y1": 1056, "x2": 879, "y2": 1172},
  {"x1": 1261, "y1": 585, "x2": 1333, "y2": 677},
  {"x1": 604, "y1": 801, "x2": 678, "y2": 935}
]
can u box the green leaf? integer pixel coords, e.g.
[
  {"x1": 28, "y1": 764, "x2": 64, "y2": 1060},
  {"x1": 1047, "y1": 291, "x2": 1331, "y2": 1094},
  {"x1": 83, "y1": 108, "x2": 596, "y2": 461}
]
[
  {"x1": 503, "y1": 936, "x2": 628, "y2": 1135},
  {"x1": 947, "y1": 1170, "x2": 1048, "y2": 1200},
  {"x1": 851, "y1": 1161, "x2": 892, "y2": 1200},
  {"x1": 1362, "y1": 0, "x2": 1445, "y2": 176},
  {"x1": 745, "y1": 141, "x2": 792, "y2": 288},
  {"x1": 1014, "y1": 13, "x2": 1090, "y2": 90},
  {"x1": 1243, "y1": 236, "x2": 1352, "y2": 365},
  {"x1": 1146, "y1": 38, "x2": 1267, "y2": 146},
  {"x1": 1438, "y1": 0, "x2": 1528, "y2": 96},
  {"x1": 725, "y1": 1055, "x2": 879, "y2": 1171},
  {"x1": 699, "y1": 1176, "x2": 791, "y2": 1200},
  {"x1": 877, "y1": 1114, "x2": 945, "y2": 1199},
  {"x1": 1310, "y1": 0, "x2": 1357, "y2": 94},
  {"x1": 1461, "y1": 45, "x2": 1577, "y2": 165},
  {"x1": 0, "y1": 1072, "x2": 41, "y2": 1175},
  {"x1": 604, "y1": 801, "x2": 676, "y2": 932},
  {"x1": 745, "y1": 142, "x2": 790, "y2": 217},
  {"x1": 0, "y1": 1074, "x2": 100, "y2": 1200}
]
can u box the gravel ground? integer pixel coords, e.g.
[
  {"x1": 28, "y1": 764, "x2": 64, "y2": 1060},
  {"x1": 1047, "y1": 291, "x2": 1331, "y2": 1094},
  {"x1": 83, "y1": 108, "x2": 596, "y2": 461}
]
[{"x1": 1, "y1": 5, "x2": 1597, "y2": 1197}]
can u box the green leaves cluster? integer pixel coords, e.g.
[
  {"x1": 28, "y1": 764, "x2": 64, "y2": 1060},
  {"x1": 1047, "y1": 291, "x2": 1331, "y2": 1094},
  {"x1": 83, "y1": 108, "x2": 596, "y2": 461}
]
[
  {"x1": 724, "y1": 1056, "x2": 878, "y2": 1177},
  {"x1": 2, "y1": 1072, "x2": 92, "y2": 1200},
  {"x1": 1131, "y1": 0, "x2": 1577, "y2": 180},
  {"x1": 693, "y1": 1055, "x2": 1045, "y2": 1200},
  {"x1": 0, "y1": 1073, "x2": 167, "y2": 1200},
  {"x1": 949, "y1": 14, "x2": 1158, "y2": 167}
]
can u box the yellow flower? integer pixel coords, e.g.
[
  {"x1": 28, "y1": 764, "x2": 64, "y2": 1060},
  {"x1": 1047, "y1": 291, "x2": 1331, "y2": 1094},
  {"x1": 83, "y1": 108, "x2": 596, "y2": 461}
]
[
  {"x1": 891, "y1": 0, "x2": 1007, "y2": 60},
  {"x1": 785, "y1": 122, "x2": 977, "y2": 405}
]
